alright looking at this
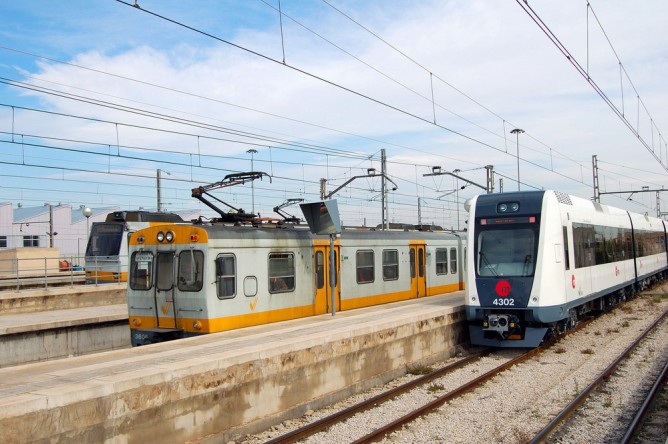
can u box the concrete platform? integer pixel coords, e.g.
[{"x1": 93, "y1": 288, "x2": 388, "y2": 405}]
[
  {"x1": 0, "y1": 292, "x2": 466, "y2": 444},
  {"x1": 0, "y1": 283, "x2": 126, "y2": 314},
  {"x1": 0, "y1": 304, "x2": 129, "y2": 367},
  {"x1": 0, "y1": 284, "x2": 130, "y2": 367}
]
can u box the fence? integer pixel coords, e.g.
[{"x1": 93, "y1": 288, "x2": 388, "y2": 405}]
[{"x1": 0, "y1": 255, "x2": 125, "y2": 291}]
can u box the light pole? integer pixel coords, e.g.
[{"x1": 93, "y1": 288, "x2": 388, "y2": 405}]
[
  {"x1": 510, "y1": 128, "x2": 524, "y2": 191},
  {"x1": 247, "y1": 149, "x2": 258, "y2": 214}
]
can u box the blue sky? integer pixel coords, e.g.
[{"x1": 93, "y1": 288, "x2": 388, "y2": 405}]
[{"x1": 1, "y1": 0, "x2": 666, "y2": 228}]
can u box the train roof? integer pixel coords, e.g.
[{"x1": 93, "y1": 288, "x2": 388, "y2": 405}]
[
  {"x1": 196, "y1": 222, "x2": 463, "y2": 242},
  {"x1": 105, "y1": 211, "x2": 184, "y2": 223}
]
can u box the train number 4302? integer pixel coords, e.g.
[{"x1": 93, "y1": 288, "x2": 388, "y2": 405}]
[{"x1": 492, "y1": 298, "x2": 515, "y2": 306}]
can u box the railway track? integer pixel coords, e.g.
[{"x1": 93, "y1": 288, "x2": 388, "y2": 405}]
[
  {"x1": 531, "y1": 309, "x2": 668, "y2": 443},
  {"x1": 622, "y1": 358, "x2": 668, "y2": 443},
  {"x1": 264, "y1": 320, "x2": 594, "y2": 444},
  {"x1": 247, "y1": 294, "x2": 667, "y2": 444}
]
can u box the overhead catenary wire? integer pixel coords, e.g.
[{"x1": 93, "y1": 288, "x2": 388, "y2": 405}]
[
  {"x1": 514, "y1": 0, "x2": 668, "y2": 173},
  {"x1": 0, "y1": 2, "x2": 662, "y2": 219}
]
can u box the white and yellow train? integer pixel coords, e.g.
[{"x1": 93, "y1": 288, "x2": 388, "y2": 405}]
[{"x1": 127, "y1": 223, "x2": 465, "y2": 346}]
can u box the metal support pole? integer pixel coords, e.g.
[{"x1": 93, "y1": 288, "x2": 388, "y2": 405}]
[
  {"x1": 592, "y1": 155, "x2": 600, "y2": 202},
  {"x1": 485, "y1": 165, "x2": 494, "y2": 193},
  {"x1": 157, "y1": 169, "x2": 162, "y2": 212},
  {"x1": 48, "y1": 205, "x2": 54, "y2": 248},
  {"x1": 511, "y1": 128, "x2": 524, "y2": 191},
  {"x1": 320, "y1": 178, "x2": 327, "y2": 200},
  {"x1": 329, "y1": 234, "x2": 336, "y2": 316},
  {"x1": 381, "y1": 149, "x2": 388, "y2": 230}
]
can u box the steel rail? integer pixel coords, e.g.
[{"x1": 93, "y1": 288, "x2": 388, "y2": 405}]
[
  {"x1": 266, "y1": 315, "x2": 596, "y2": 444},
  {"x1": 264, "y1": 349, "x2": 492, "y2": 444},
  {"x1": 620, "y1": 349, "x2": 668, "y2": 443},
  {"x1": 529, "y1": 309, "x2": 668, "y2": 443},
  {"x1": 351, "y1": 317, "x2": 597, "y2": 443},
  {"x1": 352, "y1": 347, "x2": 540, "y2": 444}
]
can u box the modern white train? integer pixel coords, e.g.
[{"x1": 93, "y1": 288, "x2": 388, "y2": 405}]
[
  {"x1": 126, "y1": 222, "x2": 465, "y2": 346},
  {"x1": 465, "y1": 190, "x2": 667, "y2": 347}
]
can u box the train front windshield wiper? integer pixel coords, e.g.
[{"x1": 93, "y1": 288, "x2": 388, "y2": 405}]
[{"x1": 479, "y1": 251, "x2": 498, "y2": 276}]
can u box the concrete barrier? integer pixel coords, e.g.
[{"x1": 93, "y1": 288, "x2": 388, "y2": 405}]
[
  {"x1": 0, "y1": 283, "x2": 126, "y2": 314},
  {"x1": 0, "y1": 317, "x2": 129, "y2": 367},
  {"x1": 0, "y1": 296, "x2": 466, "y2": 443}
]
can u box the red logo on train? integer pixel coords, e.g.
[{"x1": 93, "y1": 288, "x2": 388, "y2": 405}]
[{"x1": 495, "y1": 280, "x2": 511, "y2": 297}]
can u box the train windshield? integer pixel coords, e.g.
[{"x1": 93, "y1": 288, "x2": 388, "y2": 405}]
[
  {"x1": 476, "y1": 227, "x2": 537, "y2": 277},
  {"x1": 86, "y1": 223, "x2": 124, "y2": 257}
]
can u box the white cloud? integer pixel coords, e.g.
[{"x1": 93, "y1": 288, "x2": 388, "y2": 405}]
[{"x1": 0, "y1": 0, "x2": 666, "y2": 223}]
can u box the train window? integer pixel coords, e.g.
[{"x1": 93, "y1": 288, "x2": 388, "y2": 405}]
[
  {"x1": 435, "y1": 249, "x2": 448, "y2": 275},
  {"x1": 156, "y1": 252, "x2": 175, "y2": 291},
  {"x1": 356, "y1": 250, "x2": 374, "y2": 284},
  {"x1": 477, "y1": 228, "x2": 536, "y2": 277},
  {"x1": 572, "y1": 223, "x2": 648, "y2": 267},
  {"x1": 86, "y1": 223, "x2": 123, "y2": 257},
  {"x1": 562, "y1": 226, "x2": 570, "y2": 270},
  {"x1": 418, "y1": 248, "x2": 425, "y2": 278},
  {"x1": 450, "y1": 247, "x2": 457, "y2": 274},
  {"x1": 409, "y1": 248, "x2": 415, "y2": 278},
  {"x1": 382, "y1": 249, "x2": 399, "y2": 281},
  {"x1": 316, "y1": 251, "x2": 325, "y2": 289},
  {"x1": 215, "y1": 254, "x2": 236, "y2": 298},
  {"x1": 268, "y1": 252, "x2": 295, "y2": 293},
  {"x1": 244, "y1": 276, "x2": 258, "y2": 297},
  {"x1": 178, "y1": 250, "x2": 203, "y2": 292},
  {"x1": 130, "y1": 251, "x2": 153, "y2": 290}
]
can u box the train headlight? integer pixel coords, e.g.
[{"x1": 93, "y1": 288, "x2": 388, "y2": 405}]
[
  {"x1": 131, "y1": 318, "x2": 142, "y2": 327},
  {"x1": 157, "y1": 231, "x2": 165, "y2": 242},
  {"x1": 165, "y1": 231, "x2": 174, "y2": 243},
  {"x1": 497, "y1": 202, "x2": 520, "y2": 213},
  {"x1": 193, "y1": 320, "x2": 202, "y2": 330}
]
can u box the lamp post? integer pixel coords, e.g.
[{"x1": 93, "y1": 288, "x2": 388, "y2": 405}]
[
  {"x1": 510, "y1": 128, "x2": 524, "y2": 191},
  {"x1": 246, "y1": 149, "x2": 258, "y2": 214},
  {"x1": 81, "y1": 206, "x2": 92, "y2": 258}
]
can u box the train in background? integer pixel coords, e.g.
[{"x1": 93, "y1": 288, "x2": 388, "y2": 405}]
[
  {"x1": 126, "y1": 223, "x2": 465, "y2": 346},
  {"x1": 465, "y1": 190, "x2": 667, "y2": 347},
  {"x1": 84, "y1": 211, "x2": 184, "y2": 283}
]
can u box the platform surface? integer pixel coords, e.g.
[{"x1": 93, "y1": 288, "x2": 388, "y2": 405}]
[
  {"x1": 0, "y1": 292, "x2": 464, "y2": 409},
  {"x1": 0, "y1": 304, "x2": 127, "y2": 335}
]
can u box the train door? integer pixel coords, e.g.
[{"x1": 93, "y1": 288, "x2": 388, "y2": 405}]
[
  {"x1": 313, "y1": 243, "x2": 340, "y2": 314},
  {"x1": 409, "y1": 242, "x2": 427, "y2": 297},
  {"x1": 154, "y1": 251, "x2": 178, "y2": 328}
]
